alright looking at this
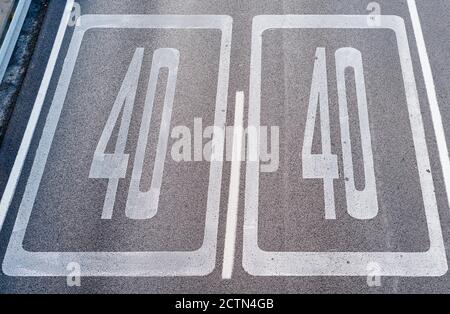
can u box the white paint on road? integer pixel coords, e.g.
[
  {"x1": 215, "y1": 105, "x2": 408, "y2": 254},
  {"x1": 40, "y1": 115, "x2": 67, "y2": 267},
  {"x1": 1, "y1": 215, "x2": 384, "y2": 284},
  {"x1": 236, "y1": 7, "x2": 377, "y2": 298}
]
[
  {"x1": 407, "y1": 0, "x2": 450, "y2": 211},
  {"x1": 336, "y1": 47, "x2": 379, "y2": 220},
  {"x1": 302, "y1": 45, "x2": 379, "y2": 221},
  {"x1": 222, "y1": 91, "x2": 245, "y2": 280},
  {"x1": 302, "y1": 47, "x2": 338, "y2": 220},
  {"x1": 2, "y1": 14, "x2": 233, "y2": 277},
  {"x1": 0, "y1": 0, "x2": 75, "y2": 233},
  {"x1": 126, "y1": 48, "x2": 180, "y2": 220},
  {"x1": 0, "y1": 3, "x2": 448, "y2": 281},
  {"x1": 243, "y1": 14, "x2": 447, "y2": 277},
  {"x1": 89, "y1": 48, "x2": 145, "y2": 219}
]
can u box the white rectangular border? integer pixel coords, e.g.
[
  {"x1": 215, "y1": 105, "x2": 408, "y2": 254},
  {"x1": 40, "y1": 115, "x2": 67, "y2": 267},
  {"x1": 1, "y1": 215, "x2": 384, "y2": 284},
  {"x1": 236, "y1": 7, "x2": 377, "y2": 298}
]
[
  {"x1": 243, "y1": 15, "x2": 447, "y2": 277},
  {"x1": 2, "y1": 14, "x2": 232, "y2": 277}
]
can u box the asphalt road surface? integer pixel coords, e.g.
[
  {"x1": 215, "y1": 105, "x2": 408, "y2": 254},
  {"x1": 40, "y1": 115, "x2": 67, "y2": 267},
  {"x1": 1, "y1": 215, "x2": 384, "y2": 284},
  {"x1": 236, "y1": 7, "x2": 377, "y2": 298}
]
[{"x1": 1, "y1": 0, "x2": 450, "y2": 293}]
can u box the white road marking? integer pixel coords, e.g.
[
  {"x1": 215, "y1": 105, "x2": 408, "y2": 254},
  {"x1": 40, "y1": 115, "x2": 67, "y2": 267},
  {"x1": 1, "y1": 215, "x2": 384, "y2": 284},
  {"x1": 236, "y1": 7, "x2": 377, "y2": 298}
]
[
  {"x1": 408, "y1": 0, "x2": 450, "y2": 211},
  {"x1": 222, "y1": 91, "x2": 245, "y2": 280},
  {"x1": 89, "y1": 48, "x2": 145, "y2": 219},
  {"x1": 243, "y1": 15, "x2": 447, "y2": 277},
  {"x1": 302, "y1": 47, "x2": 338, "y2": 220},
  {"x1": 126, "y1": 48, "x2": 180, "y2": 220},
  {"x1": 0, "y1": 0, "x2": 75, "y2": 233},
  {"x1": 2, "y1": 14, "x2": 232, "y2": 277},
  {"x1": 336, "y1": 47, "x2": 379, "y2": 220}
]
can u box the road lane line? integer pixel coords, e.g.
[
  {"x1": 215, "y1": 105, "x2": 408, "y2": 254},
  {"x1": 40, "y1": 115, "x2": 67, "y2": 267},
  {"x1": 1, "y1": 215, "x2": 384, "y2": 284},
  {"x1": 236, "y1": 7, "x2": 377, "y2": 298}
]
[
  {"x1": 408, "y1": 0, "x2": 450, "y2": 210},
  {"x1": 222, "y1": 91, "x2": 244, "y2": 280},
  {"x1": 0, "y1": 0, "x2": 74, "y2": 232}
]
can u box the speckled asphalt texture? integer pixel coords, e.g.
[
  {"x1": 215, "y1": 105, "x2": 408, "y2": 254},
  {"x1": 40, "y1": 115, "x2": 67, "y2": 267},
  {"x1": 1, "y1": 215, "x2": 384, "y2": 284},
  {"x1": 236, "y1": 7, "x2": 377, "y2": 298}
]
[{"x1": 1, "y1": 0, "x2": 450, "y2": 293}]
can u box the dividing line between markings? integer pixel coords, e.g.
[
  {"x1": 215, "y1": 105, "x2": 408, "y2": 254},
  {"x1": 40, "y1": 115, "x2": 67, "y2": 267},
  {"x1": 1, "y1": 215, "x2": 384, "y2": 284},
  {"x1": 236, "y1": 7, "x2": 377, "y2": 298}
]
[
  {"x1": 222, "y1": 91, "x2": 245, "y2": 280},
  {"x1": 408, "y1": 0, "x2": 450, "y2": 210},
  {"x1": 0, "y1": 0, "x2": 75, "y2": 232}
]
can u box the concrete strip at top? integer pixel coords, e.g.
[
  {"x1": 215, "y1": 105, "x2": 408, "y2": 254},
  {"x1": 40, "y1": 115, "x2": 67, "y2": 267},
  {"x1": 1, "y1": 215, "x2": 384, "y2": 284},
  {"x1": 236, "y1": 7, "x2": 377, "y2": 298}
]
[{"x1": 0, "y1": 0, "x2": 14, "y2": 37}]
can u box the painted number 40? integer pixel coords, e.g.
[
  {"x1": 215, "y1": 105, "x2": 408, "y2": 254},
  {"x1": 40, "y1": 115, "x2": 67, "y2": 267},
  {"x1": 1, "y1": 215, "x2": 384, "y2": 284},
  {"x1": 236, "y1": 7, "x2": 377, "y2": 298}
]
[
  {"x1": 89, "y1": 47, "x2": 179, "y2": 220},
  {"x1": 302, "y1": 47, "x2": 379, "y2": 220}
]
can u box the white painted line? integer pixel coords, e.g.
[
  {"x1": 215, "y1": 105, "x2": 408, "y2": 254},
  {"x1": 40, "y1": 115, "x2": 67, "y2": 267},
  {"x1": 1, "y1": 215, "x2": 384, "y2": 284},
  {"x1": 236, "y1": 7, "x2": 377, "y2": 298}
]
[
  {"x1": 0, "y1": 0, "x2": 74, "y2": 233},
  {"x1": 222, "y1": 91, "x2": 244, "y2": 280},
  {"x1": 2, "y1": 14, "x2": 233, "y2": 277},
  {"x1": 408, "y1": 0, "x2": 450, "y2": 210},
  {"x1": 0, "y1": 0, "x2": 32, "y2": 83}
]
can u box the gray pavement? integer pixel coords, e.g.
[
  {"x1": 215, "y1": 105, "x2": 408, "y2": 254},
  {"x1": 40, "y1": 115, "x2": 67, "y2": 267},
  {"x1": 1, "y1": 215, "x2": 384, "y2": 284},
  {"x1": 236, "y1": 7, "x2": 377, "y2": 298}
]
[{"x1": 0, "y1": 0, "x2": 450, "y2": 293}]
